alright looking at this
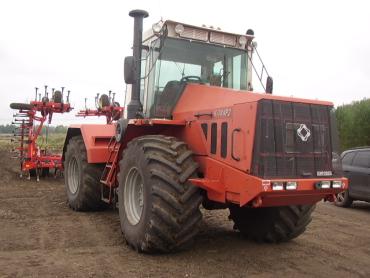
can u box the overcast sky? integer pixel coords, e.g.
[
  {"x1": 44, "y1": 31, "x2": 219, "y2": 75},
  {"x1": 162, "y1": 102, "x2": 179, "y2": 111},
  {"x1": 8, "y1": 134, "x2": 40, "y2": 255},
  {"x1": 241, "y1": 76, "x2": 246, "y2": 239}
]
[{"x1": 0, "y1": 0, "x2": 369, "y2": 125}]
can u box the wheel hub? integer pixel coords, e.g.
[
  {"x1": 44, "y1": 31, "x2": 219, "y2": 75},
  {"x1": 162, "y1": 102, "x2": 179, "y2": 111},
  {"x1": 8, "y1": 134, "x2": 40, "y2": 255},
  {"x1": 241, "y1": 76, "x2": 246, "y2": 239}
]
[
  {"x1": 67, "y1": 157, "x2": 79, "y2": 194},
  {"x1": 124, "y1": 167, "x2": 144, "y2": 225}
]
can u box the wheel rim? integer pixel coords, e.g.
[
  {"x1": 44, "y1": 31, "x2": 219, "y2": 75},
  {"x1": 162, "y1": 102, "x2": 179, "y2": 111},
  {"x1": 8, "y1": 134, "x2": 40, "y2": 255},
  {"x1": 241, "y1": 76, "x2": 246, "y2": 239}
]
[
  {"x1": 124, "y1": 167, "x2": 144, "y2": 225},
  {"x1": 336, "y1": 191, "x2": 346, "y2": 202},
  {"x1": 67, "y1": 157, "x2": 79, "y2": 194}
]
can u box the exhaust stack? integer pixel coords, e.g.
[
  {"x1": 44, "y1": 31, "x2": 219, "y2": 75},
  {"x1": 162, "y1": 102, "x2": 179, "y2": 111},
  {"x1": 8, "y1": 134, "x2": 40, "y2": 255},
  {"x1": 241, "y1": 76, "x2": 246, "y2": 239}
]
[{"x1": 126, "y1": 9, "x2": 149, "y2": 119}]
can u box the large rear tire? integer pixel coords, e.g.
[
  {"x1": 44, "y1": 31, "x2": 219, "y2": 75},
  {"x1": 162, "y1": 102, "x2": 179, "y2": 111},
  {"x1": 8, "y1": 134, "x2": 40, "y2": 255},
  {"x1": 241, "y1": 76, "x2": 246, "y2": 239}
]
[
  {"x1": 229, "y1": 204, "x2": 315, "y2": 242},
  {"x1": 64, "y1": 136, "x2": 105, "y2": 211},
  {"x1": 118, "y1": 135, "x2": 203, "y2": 253}
]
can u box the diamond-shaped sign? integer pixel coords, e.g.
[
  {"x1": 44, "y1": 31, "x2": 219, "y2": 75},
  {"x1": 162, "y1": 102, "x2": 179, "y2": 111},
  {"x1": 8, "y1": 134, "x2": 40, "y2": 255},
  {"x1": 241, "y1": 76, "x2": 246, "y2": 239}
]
[{"x1": 297, "y1": 124, "x2": 311, "y2": 142}]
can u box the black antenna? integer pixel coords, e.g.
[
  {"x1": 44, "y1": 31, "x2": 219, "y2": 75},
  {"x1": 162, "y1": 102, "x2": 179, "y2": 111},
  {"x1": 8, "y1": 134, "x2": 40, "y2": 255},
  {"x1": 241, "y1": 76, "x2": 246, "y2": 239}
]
[
  {"x1": 67, "y1": 90, "x2": 70, "y2": 103},
  {"x1": 35, "y1": 87, "x2": 38, "y2": 101},
  {"x1": 112, "y1": 92, "x2": 116, "y2": 103},
  {"x1": 52, "y1": 88, "x2": 55, "y2": 98},
  {"x1": 44, "y1": 85, "x2": 48, "y2": 98},
  {"x1": 38, "y1": 93, "x2": 41, "y2": 102}
]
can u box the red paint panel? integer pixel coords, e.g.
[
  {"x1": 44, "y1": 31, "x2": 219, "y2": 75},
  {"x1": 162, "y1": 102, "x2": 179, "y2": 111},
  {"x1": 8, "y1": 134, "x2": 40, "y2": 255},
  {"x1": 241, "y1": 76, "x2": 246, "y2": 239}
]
[{"x1": 79, "y1": 124, "x2": 115, "y2": 163}]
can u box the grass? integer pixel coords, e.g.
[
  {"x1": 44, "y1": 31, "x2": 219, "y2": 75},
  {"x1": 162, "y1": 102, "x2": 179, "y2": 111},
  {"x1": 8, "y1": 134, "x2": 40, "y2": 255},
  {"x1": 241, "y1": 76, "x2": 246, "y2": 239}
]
[
  {"x1": 36, "y1": 133, "x2": 66, "y2": 153},
  {"x1": 0, "y1": 133, "x2": 66, "y2": 153}
]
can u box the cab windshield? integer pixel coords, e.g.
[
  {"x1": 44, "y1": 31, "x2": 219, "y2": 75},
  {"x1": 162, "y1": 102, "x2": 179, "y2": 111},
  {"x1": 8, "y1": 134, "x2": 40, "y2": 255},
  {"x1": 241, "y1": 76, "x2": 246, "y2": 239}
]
[
  {"x1": 154, "y1": 38, "x2": 247, "y2": 90},
  {"x1": 144, "y1": 37, "x2": 248, "y2": 117}
]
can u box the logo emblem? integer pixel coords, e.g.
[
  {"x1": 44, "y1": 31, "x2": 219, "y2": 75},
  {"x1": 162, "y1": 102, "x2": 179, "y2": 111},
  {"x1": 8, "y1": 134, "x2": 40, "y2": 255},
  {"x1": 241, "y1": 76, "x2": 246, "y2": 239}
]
[{"x1": 297, "y1": 124, "x2": 311, "y2": 142}]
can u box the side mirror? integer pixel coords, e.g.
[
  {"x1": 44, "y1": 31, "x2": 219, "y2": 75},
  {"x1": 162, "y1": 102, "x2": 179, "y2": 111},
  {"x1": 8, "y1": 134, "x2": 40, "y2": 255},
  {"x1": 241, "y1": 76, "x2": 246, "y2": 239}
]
[
  {"x1": 124, "y1": 56, "x2": 135, "y2": 84},
  {"x1": 266, "y1": 76, "x2": 273, "y2": 94}
]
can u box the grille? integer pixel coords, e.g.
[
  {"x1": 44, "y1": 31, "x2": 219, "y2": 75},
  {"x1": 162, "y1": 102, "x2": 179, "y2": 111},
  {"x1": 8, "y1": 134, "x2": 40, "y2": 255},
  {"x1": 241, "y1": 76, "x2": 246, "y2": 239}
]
[
  {"x1": 209, "y1": 32, "x2": 236, "y2": 46},
  {"x1": 251, "y1": 99, "x2": 338, "y2": 178},
  {"x1": 180, "y1": 27, "x2": 208, "y2": 41}
]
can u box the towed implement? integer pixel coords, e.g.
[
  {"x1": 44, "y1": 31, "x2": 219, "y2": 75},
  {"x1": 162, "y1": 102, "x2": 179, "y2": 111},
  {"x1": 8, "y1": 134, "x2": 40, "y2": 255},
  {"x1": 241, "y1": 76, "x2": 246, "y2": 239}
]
[
  {"x1": 62, "y1": 10, "x2": 347, "y2": 253},
  {"x1": 10, "y1": 86, "x2": 72, "y2": 180}
]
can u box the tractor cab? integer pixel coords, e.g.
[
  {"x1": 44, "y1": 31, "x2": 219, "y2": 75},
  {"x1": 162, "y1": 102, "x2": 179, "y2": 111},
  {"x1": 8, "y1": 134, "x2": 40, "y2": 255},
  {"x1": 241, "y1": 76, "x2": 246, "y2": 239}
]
[{"x1": 124, "y1": 15, "x2": 267, "y2": 119}]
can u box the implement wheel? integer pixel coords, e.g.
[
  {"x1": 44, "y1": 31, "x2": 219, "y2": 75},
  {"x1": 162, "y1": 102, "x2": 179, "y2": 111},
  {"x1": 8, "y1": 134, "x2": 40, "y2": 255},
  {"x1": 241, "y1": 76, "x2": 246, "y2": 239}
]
[
  {"x1": 118, "y1": 135, "x2": 203, "y2": 253},
  {"x1": 64, "y1": 136, "x2": 105, "y2": 211},
  {"x1": 229, "y1": 205, "x2": 316, "y2": 242}
]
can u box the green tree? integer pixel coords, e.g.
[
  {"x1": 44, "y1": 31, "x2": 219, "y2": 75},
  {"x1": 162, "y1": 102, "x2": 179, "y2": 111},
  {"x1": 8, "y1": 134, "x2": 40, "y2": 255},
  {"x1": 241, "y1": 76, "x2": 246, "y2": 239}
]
[{"x1": 335, "y1": 98, "x2": 370, "y2": 150}]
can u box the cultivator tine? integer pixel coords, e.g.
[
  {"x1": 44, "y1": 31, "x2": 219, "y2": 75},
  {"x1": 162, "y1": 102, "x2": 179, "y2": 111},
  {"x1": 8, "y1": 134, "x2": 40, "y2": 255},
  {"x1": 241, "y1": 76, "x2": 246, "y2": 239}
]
[{"x1": 13, "y1": 114, "x2": 29, "y2": 118}]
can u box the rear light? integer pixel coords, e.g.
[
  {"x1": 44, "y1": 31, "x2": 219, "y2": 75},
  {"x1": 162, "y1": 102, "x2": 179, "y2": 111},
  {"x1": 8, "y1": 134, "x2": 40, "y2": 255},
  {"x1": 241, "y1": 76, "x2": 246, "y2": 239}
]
[
  {"x1": 332, "y1": 181, "x2": 342, "y2": 189},
  {"x1": 272, "y1": 182, "x2": 284, "y2": 191},
  {"x1": 286, "y1": 181, "x2": 297, "y2": 190}
]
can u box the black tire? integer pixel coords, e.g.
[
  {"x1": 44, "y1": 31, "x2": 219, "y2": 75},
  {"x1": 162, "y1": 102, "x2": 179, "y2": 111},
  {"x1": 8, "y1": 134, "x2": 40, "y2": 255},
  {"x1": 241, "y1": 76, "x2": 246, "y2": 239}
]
[
  {"x1": 118, "y1": 135, "x2": 203, "y2": 253},
  {"x1": 64, "y1": 136, "x2": 105, "y2": 211},
  {"x1": 53, "y1": 91, "x2": 62, "y2": 103},
  {"x1": 334, "y1": 190, "x2": 353, "y2": 207},
  {"x1": 229, "y1": 204, "x2": 316, "y2": 243},
  {"x1": 99, "y1": 94, "x2": 110, "y2": 108},
  {"x1": 10, "y1": 103, "x2": 32, "y2": 110}
]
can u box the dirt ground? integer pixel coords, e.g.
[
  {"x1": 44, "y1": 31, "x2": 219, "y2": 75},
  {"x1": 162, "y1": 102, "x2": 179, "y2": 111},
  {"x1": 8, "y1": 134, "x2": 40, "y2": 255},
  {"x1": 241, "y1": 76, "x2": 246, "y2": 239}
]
[{"x1": 1, "y1": 147, "x2": 370, "y2": 278}]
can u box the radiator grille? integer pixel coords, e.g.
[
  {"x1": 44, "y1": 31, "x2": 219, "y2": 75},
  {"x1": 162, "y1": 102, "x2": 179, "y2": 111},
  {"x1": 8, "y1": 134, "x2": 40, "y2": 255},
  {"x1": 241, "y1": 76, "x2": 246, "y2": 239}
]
[{"x1": 251, "y1": 99, "x2": 338, "y2": 178}]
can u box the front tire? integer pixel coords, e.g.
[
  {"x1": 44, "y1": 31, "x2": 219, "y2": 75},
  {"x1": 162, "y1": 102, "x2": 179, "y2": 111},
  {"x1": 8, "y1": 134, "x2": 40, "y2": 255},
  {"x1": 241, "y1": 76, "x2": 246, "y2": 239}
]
[
  {"x1": 64, "y1": 136, "x2": 105, "y2": 211},
  {"x1": 229, "y1": 205, "x2": 315, "y2": 243},
  {"x1": 118, "y1": 135, "x2": 203, "y2": 253}
]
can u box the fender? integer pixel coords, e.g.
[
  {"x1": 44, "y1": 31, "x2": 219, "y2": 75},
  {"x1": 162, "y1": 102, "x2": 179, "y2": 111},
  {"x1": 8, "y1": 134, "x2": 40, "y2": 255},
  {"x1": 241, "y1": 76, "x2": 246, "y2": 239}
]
[
  {"x1": 63, "y1": 120, "x2": 189, "y2": 164},
  {"x1": 62, "y1": 124, "x2": 115, "y2": 163}
]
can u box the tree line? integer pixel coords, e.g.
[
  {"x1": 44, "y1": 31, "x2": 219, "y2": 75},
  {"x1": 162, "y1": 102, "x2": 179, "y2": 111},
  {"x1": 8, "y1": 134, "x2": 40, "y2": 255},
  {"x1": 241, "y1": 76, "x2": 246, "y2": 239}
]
[{"x1": 335, "y1": 98, "x2": 370, "y2": 151}]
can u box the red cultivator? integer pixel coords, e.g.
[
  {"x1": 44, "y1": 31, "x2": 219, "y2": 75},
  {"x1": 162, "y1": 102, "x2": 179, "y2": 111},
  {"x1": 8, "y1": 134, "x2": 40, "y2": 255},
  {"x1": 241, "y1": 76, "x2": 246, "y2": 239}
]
[
  {"x1": 10, "y1": 86, "x2": 72, "y2": 181},
  {"x1": 76, "y1": 92, "x2": 123, "y2": 124}
]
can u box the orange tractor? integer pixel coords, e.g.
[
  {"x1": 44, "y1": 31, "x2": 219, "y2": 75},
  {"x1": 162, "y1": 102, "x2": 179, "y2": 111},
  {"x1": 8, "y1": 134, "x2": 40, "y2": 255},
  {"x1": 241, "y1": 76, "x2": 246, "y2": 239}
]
[{"x1": 62, "y1": 10, "x2": 347, "y2": 253}]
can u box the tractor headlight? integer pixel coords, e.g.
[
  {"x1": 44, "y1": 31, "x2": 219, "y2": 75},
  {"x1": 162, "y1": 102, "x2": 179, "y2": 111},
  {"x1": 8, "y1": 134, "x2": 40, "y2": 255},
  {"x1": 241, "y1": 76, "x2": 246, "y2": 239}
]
[
  {"x1": 152, "y1": 23, "x2": 162, "y2": 33},
  {"x1": 332, "y1": 180, "x2": 342, "y2": 189},
  {"x1": 239, "y1": 36, "x2": 247, "y2": 46},
  {"x1": 272, "y1": 182, "x2": 284, "y2": 191},
  {"x1": 286, "y1": 181, "x2": 297, "y2": 190},
  {"x1": 175, "y1": 24, "x2": 184, "y2": 35}
]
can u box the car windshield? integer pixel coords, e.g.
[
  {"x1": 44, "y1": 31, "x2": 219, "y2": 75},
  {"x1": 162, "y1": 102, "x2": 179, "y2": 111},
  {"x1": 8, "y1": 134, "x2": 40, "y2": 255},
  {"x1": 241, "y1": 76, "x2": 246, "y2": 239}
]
[{"x1": 154, "y1": 38, "x2": 248, "y2": 91}]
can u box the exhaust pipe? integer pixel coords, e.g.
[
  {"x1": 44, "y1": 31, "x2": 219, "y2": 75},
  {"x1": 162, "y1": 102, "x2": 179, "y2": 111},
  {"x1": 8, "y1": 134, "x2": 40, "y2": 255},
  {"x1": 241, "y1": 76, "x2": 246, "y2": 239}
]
[{"x1": 126, "y1": 9, "x2": 149, "y2": 119}]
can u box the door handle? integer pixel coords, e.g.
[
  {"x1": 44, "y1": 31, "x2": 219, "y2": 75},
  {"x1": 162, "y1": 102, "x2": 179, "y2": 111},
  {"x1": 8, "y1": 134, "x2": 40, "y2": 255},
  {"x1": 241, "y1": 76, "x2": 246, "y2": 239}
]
[{"x1": 231, "y1": 128, "x2": 241, "y2": 161}]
